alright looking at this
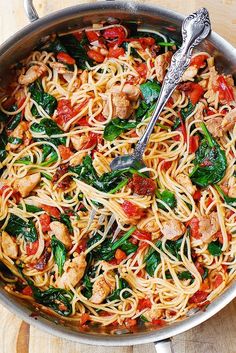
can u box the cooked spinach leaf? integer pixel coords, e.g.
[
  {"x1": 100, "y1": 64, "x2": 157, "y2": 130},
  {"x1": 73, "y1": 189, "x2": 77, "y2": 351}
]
[
  {"x1": 29, "y1": 80, "x2": 57, "y2": 117},
  {"x1": 7, "y1": 105, "x2": 22, "y2": 131},
  {"x1": 82, "y1": 273, "x2": 93, "y2": 298},
  {"x1": 0, "y1": 130, "x2": 8, "y2": 162},
  {"x1": 107, "y1": 278, "x2": 131, "y2": 301},
  {"x1": 156, "y1": 189, "x2": 177, "y2": 211},
  {"x1": 173, "y1": 101, "x2": 195, "y2": 130},
  {"x1": 18, "y1": 204, "x2": 42, "y2": 213},
  {"x1": 103, "y1": 118, "x2": 137, "y2": 141},
  {"x1": 60, "y1": 34, "x2": 92, "y2": 69},
  {"x1": 51, "y1": 235, "x2": 67, "y2": 276},
  {"x1": 31, "y1": 118, "x2": 66, "y2": 146},
  {"x1": 5, "y1": 214, "x2": 37, "y2": 242},
  {"x1": 144, "y1": 241, "x2": 162, "y2": 277},
  {"x1": 60, "y1": 214, "x2": 73, "y2": 234},
  {"x1": 215, "y1": 185, "x2": 236, "y2": 207},
  {"x1": 207, "y1": 240, "x2": 222, "y2": 256},
  {"x1": 140, "y1": 80, "x2": 161, "y2": 104},
  {"x1": 8, "y1": 136, "x2": 22, "y2": 145},
  {"x1": 190, "y1": 123, "x2": 227, "y2": 187}
]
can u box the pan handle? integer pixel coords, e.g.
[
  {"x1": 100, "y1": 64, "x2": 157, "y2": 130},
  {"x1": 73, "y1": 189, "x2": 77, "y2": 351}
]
[
  {"x1": 24, "y1": 0, "x2": 115, "y2": 23},
  {"x1": 154, "y1": 339, "x2": 174, "y2": 353}
]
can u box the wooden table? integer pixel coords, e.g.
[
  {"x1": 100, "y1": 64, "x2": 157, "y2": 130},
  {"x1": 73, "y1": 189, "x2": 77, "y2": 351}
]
[{"x1": 1, "y1": 1, "x2": 236, "y2": 352}]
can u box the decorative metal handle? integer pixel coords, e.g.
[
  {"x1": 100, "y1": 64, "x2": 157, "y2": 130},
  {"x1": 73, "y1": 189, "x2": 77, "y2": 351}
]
[
  {"x1": 133, "y1": 7, "x2": 211, "y2": 161},
  {"x1": 23, "y1": 0, "x2": 115, "y2": 23},
  {"x1": 154, "y1": 339, "x2": 174, "y2": 353}
]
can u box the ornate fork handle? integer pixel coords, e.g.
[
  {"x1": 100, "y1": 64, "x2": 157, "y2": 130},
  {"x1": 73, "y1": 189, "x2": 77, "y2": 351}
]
[{"x1": 133, "y1": 7, "x2": 211, "y2": 161}]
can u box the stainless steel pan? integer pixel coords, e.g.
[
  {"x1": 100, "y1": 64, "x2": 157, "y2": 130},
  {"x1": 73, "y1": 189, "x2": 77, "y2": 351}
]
[{"x1": 1, "y1": 1, "x2": 236, "y2": 352}]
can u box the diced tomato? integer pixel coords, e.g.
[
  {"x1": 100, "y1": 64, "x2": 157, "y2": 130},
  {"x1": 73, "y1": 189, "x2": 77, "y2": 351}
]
[
  {"x1": 76, "y1": 239, "x2": 87, "y2": 254},
  {"x1": 138, "y1": 241, "x2": 149, "y2": 252},
  {"x1": 139, "y1": 37, "x2": 155, "y2": 48},
  {"x1": 213, "y1": 274, "x2": 223, "y2": 289},
  {"x1": 189, "y1": 135, "x2": 200, "y2": 154},
  {"x1": 22, "y1": 286, "x2": 33, "y2": 296},
  {"x1": 189, "y1": 290, "x2": 208, "y2": 304},
  {"x1": 135, "y1": 63, "x2": 147, "y2": 78},
  {"x1": 115, "y1": 248, "x2": 127, "y2": 264},
  {"x1": 108, "y1": 258, "x2": 117, "y2": 265},
  {"x1": 86, "y1": 30, "x2": 100, "y2": 42},
  {"x1": 133, "y1": 229, "x2": 151, "y2": 241},
  {"x1": 200, "y1": 279, "x2": 210, "y2": 291},
  {"x1": 58, "y1": 145, "x2": 73, "y2": 160},
  {"x1": 193, "y1": 189, "x2": 201, "y2": 201},
  {"x1": 217, "y1": 75, "x2": 235, "y2": 103},
  {"x1": 52, "y1": 164, "x2": 71, "y2": 190},
  {"x1": 206, "y1": 197, "x2": 214, "y2": 207},
  {"x1": 205, "y1": 107, "x2": 215, "y2": 116},
  {"x1": 128, "y1": 174, "x2": 156, "y2": 196},
  {"x1": 160, "y1": 160, "x2": 172, "y2": 171},
  {"x1": 194, "y1": 261, "x2": 205, "y2": 277},
  {"x1": 121, "y1": 200, "x2": 144, "y2": 219},
  {"x1": 152, "y1": 319, "x2": 166, "y2": 326},
  {"x1": 108, "y1": 46, "x2": 125, "y2": 58},
  {"x1": 87, "y1": 50, "x2": 105, "y2": 63},
  {"x1": 137, "y1": 298, "x2": 152, "y2": 311},
  {"x1": 95, "y1": 113, "x2": 106, "y2": 122},
  {"x1": 57, "y1": 52, "x2": 75, "y2": 65},
  {"x1": 33, "y1": 249, "x2": 50, "y2": 271},
  {"x1": 178, "y1": 82, "x2": 204, "y2": 104},
  {"x1": 55, "y1": 99, "x2": 75, "y2": 126},
  {"x1": 26, "y1": 240, "x2": 39, "y2": 256},
  {"x1": 80, "y1": 313, "x2": 91, "y2": 325},
  {"x1": 187, "y1": 217, "x2": 200, "y2": 239},
  {"x1": 82, "y1": 132, "x2": 98, "y2": 149},
  {"x1": 125, "y1": 318, "x2": 137, "y2": 327},
  {"x1": 76, "y1": 116, "x2": 90, "y2": 126},
  {"x1": 190, "y1": 54, "x2": 208, "y2": 68},
  {"x1": 166, "y1": 97, "x2": 174, "y2": 108},
  {"x1": 73, "y1": 31, "x2": 83, "y2": 41},
  {"x1": 39, "y1": 214, "x2": 51, "y2": 233},
  {"x1": 0, "y1": 184, "x2": 11, "y2": 197},
  {"x1": 41, "y1": 204, "x2": 60, "y2": 219},
  {"x1": 103, "y1": 26, "x2": 126, "y2": 46}
]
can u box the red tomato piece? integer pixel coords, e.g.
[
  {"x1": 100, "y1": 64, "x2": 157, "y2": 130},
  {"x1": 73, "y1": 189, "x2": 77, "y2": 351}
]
[
  {"x1": 58, "y1": 145, "x2": 73, "y2": 160},
  {"x1": 121, "y1": 200, "x2": 144, "y2": 219},
  {"x1": 206, "y1": 197, "x2": 214, "y2": 207},
  {"x1": 0, "y1": 184, "x2": 11, "y2": 197},
  {"x1": 152, "y1": 319, "x2": 166, "y2": 326},
  {"x1": 55, "y1": 99, "x2": 75, "y2": 126},
  {"x1": 217, "y1": 75, "x2": 235, "y2": 103},
  {"x1": 57, "y1": 52, "x2": 75, "y2": 65},
  {"x1": 87, "y1": 50, "x2": 105, "y2": 63},
  {"x1": 194, "y1": 261, "x2": 205, "y2": 277},
  {"x1": 190, "y1": 54, "x2": 208, "y2": 68},
  {"x1": 22, "y1": 286, "x2": 33, "y2": 296},
  {"x1": 132, "y1": 229, "x2": 152, "y2": 241},
  {"x1": 213, "y1": 274, "x2": 223, "y2": 289},
  {"x1": 137, "y1": 298, "x2": 152, "y2": 311},
  {"x1": 80, "y1": 313, "x2": 91, "y2": 325},
  {"x1": 76, "y1": 239, "x2": 87, "y2": 254},
  {"x1": 205, "y1": 107, "x2": 215, "y2": 116},
  {"x1": 189, "y1": 290, "x2": 208, "y2": 304},
  {"x1": 73, "y1": 31, "x2": 83, "y2": 41},
  {"x1": 115, "y1": 248, "x2": 127, "y2": 264},
  {"x1": 26, "y1": 240, "x2": 39, "y2": 256},
  {"x1": 125, "y1": 318, "x2": 137, "y2": 327},
  {"x1": 95, "y1": 113, "x2": 106, "y2": 122},
  {"x1": 39, "y1": 214, "x2": 51, "y2": 233},
  {"x1": 103, "y1": 26, "x2": 126, "y2": 46},
  {"x1": 86, "y1": 30, "x2": 100, "y2": 42},
  {"x1": 108, "y1": 46, "x2": 125, "y2": 58},
  {"x1": 166, "y1": 97, "x2": 174, "y2": 108},
  {"x1": 129, "y1": 174, "x2": 156, "y2": 196},
  {"x1": 187, "y1": 217, "x2": 200, "y2": 239},
  {"x1": 189, "y1": 135, "x2": 200, "y2": 154},
  {"x1": 41, "y1": 204, "x2": 60, "y2": 219},
  {"x1": 193, "y1": 189, "x2": 201, "y2": 201},
  {"x1": 135, "y1": 63, "x2": 147, "y2": 78},
  {"x1": 160, "y1": 160, "x2": 172, "y2": 171},
  {"x1": 178, "y1": 82, "x2": 204, "y2": 104},
  {"x1": 82, "y1": 132, "x2": 98, "y2": 149}
]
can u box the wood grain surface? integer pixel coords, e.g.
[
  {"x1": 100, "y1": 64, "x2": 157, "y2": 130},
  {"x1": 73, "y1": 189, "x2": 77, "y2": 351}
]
[{"x1": 0, "y1": 1, "x2": 236, "y2": 353}]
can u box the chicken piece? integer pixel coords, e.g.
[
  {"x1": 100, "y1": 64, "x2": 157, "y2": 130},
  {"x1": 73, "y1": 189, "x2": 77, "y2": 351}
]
[
  {"x1": 69, "y1": 152, "x2": 87, "y2": 167},
  {"x1": 221, "y1": 108, "x2": 236, "y2": 132},
  {"x1": 182, "y1": 66, "x2": 198, "y2": 82},
  {"x1": 50, "y1": 221, "x2": 72, "y2": 249},
  {"x1": 49, "y1": 62, "x2": 71, "y2": 74},
  {"x1": 56, "y1": 253, "x2": 87, "y2": 288},
  {"x1": 161, "y1": 219, "x2": 186, "y2": 240},
  {"x1": 143, "y1": 307, "x2": 162, "y2": 322},
  {"x1": 108, "y1": 84, "x2": 140, "y2": 101},
  {"x1": 228, "y1": 185, "x2": 236, "y2": 198},
  {"x1": 1, "y1": 231, "x2": 18, "y2": 259},
  {"x1": 6, "y1": 121, "x2": 28, "y2": 151},
  {"x1": 90, "y1": 274, "x2": 115, "y2": 304},
  {"x1": 194, "y1": 102, "x2": 205, "y2": 121},
  {"x1": 199, "y1": 211, "x2": 220, "y2": 242},
  {"x1": 103, "y1": 92, "x2": 133, "y2": 120},
  {"x1": 15, "y1": 89, "x2": 25, "y2": 104},
  {"x1": 176, "y1": 173, "x2": 197, "y2": 195},
  {"x1": 13, "y1": 173, "x2": 41, "y2": 198},
  {"x1": 80, "y1": 70, "x2": 88, "y2": 85},
  {"x1": 71, "y1": 135, "x2": 87, "y2": 151},
  {"x1": 18, "y1": 65, "x2": 47, "y2": 85},
  {"x1": 205, "y1": 117, "x2": 224, "y2": 138},
  {"x1": 155, "y1": 51, "x2": 172, "y2": 83},
  {"x1": 204, "y1": 66, "x2": 219, "y2": 104}
]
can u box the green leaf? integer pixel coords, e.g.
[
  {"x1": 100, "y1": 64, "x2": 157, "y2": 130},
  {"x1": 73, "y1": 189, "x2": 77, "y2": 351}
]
[
  {"x1": 107, "y1": 278, "x2": 131, "y2": 301},
  {"x1": 215, "y1": 185, "x2": 236, "y2": 206},
  {"x1": 7, "y1": 105, "x2": 22, "y2": 131},
  {"x1": 173, "y1": 101, "x2": 195, "y2": 130},
  {"x1": 156, "y1": 189, "x2": 177, "y2": 211},
  {"x1": 51, "y1": 235, "x2": 67, "y2": 276},
  {"x1": 8, "y1": 136, "x2": 22, "y2": 145},
  {"x1": 29, "y1": 80, "x2": 57, "y2": 117},
  {"x1": 82, "y1": 273, "x2": 93, "y2": 298},
  {"x1": 120, "y1": 241, "x2": 138, "y2": 255},
  {"x1": 140, "y1": 80, "x2": 161, "y2": 104},
  {"x1": 103, "y1": 118, "x2": 137, "y2": 142},
  {"x1": 177, "y1": 271, "x2": 193, "y2": 280},
  {"x1": 5, "y1": 214, "x2": 37, "y2": 242},
  {"x1": 190, "y1": 123, "x2": 227, "y2": 187},
  {"x1": 18, "y1": 204, "x2": 42, "y2": 213},
  {"x1": 0, "y1": 130, "x2": 8, "y2": 162},
  {"x1": 207, "y1": 240, "x2": 222, "y2": 256},
  {"x1": 31, "y1": 118, "x2": 66, "y2": 146},
  {"x1": 60, "y1": 214, "x2": 73, "y2": 234},
  {"x1": 144, "y1": 241, "x2": 162, "y2": 276},
  {"x1": 60, "y1": 34, "x2": 92, "y2": 69}
]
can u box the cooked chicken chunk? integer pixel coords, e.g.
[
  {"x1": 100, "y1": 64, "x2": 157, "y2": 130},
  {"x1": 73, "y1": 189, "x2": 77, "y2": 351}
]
[
  {"x1": 50, "y1": 221, "x2": 72, "y2": 249},
  {"x1": 161, "y1": 219, "x2": 186, "y2": 240},
  {"x1": 13, "y1": 173, "x2": 41, "y2": 198},
  {"x1": 221, "y1": 108, "x2": 236, "y2": 132},
  {"x1": 108, "y1": 84, "x2": 140, "y2": 101},
  {"x1": 143, "y1": 307, "x2": 162, "y2": 322},
  {"x1": 90, "y1": 274, "x2": 115, "y2": 304},
  {"x1": 6, "y1": 122, "x2": 28, "y2": 151},
  {"x1": 103, "y1": 92, "x2": 133, "y2": 120},
  {"x1": 69, "y1": 152, "x2": 87, "y2": 167},
  {"x1": 80, "y1": 70, "x2": 88, "y2": 85},
  {"x1": 228, "y1": 185, "x2": 236, "y2": 198},
  {"x1": 50, "y1": 62, "x2": 71, "y2": 74},
  {"x1": 18, "y1": 65, "x2": 47, "y2": 85},
  {"x1": 155, "y1": 51, "x2": 172, "y2": 83},
  {"x1": 176, "y1": 173, "x2": 197, "y2": 195},
  {"x1": 1, "y1": 231, "x2": 18, "y2": 259},
  {"x1": 205, "y1": 117, "x2": 223, "y2": 138},
  {"x1": 199, "y1": 212, "x2": 220, "y2": 242},
  {"x1": 56, "y1": 253, "x2": 87, "y2": 289},
  {"x1": 182, "y1": 66, "x2": 198, "y2": 82},
  {"x1": 71, "y1": 135, "x2": 87, "y2": 151}
]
